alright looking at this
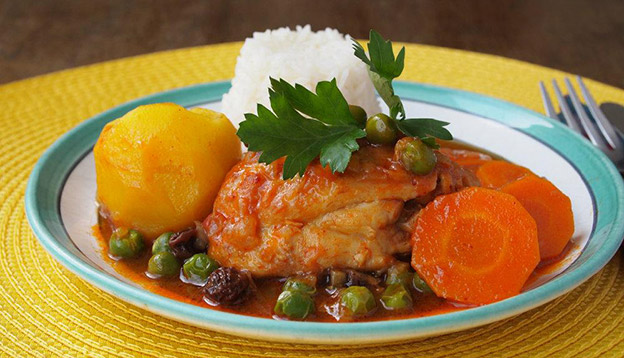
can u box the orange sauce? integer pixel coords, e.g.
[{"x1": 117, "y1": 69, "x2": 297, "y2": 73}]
[
  {"x1": 524, "y1": 241, "x2": 578, "y2": 287},
  {"x1": 94, "y1": 224, "x2": 464, "y2": 321}
]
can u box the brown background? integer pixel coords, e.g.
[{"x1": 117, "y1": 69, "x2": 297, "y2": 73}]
[{"x1": 1, "y1": 0, "x2": 623, "y2": 88}]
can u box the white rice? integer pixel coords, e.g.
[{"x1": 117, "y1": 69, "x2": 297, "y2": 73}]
[{"x1": 221, "y1": 25, "x2": 381, "y2": 126}]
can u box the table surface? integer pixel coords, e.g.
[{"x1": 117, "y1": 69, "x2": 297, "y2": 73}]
[
  {"x1": 1, "y1": 0, "x2": 623, "y2": 88},
  {"x1": 2, "y1": 8, "x2": 624, "y2": 355}
]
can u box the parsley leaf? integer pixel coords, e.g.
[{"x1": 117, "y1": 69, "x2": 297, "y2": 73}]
[
  {"x1": 354, "y1": 30, "x2": 405, "y2": 80},
  {"x1": 396, "y1": 118, "x2": 452, "y2": 140},
  {"x1": 270, "y1": 78, "x2": 357, "y2": 126},
  {"x1": 396, "y1": 118, "x2": 452, "y2": 149},
  {"x1": 237, "y1": 79, "x2": 366, "y2": 179}
]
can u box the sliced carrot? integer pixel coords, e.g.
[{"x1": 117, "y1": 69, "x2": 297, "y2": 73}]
[
  {"x1": 411, "y1": 187, "x2": 540, "y2": 305},
  {"x1": 475, "y1": 160, "x2": 533, "y2": 188},
  {"x1": 501, "y1": 175, "x2": 574, "y2": 260},
  {"x1": 439, "y1": 147, "x2": 492, "y2": 170}
]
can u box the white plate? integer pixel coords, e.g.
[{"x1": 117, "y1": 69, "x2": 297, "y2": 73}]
[{"x1": 26, "y1": 81, "x2": 624, "y2": 344}]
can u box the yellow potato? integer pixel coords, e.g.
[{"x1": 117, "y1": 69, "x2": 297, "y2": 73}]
[{"x1": 94, "y1": 103, "x2": 241, "y2": 240}]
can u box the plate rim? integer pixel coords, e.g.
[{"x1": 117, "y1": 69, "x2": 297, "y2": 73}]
[{"x1": 25, "y1": 80, "x2": 624, "y2": 344}]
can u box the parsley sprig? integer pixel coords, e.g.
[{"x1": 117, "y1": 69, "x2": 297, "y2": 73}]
[
  {"x1": 353, "y1": 30, "x2": 406, "y2": 119},
  {"x1": 353, "y1": 30, "x2": 452, "y2": 148},
  {"x1": 237, "y1": 78, "x2": 366, "y2": 179},
  {"x1": 237, "y1": 29, "x2": 453, "y2": 179}
]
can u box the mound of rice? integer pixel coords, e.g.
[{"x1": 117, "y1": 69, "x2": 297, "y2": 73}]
[{"x1": 221, "y1": 25, "x2": 381, "y2": 126}]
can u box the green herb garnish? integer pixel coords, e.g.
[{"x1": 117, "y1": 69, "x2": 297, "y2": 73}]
[
  {"x1": 237, "y1": 78, "x2": 366, "y2": 179},
  {"x1": 353, "y1": 30, "x2": 452, "y2": 148},
  {"x1": 353, "y1": 30, "x2": 406, "y2": 119},
  {"x1": 237, "y1": 29, "x2": 453, "y2": 179}
]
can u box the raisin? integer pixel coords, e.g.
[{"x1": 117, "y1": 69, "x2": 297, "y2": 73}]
[
  {"x1": 204, "y1": 267, "x2": 252, "y2": 306},
  {"x1": 169, "y1": 227, "x2": 207, "y2": 260}
]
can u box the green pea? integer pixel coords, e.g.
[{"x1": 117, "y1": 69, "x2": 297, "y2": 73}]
[
  {"x1": 413, "y1": 272, "x2": 433, "y2": 293},
  {"x1": 148, "y1": 251, "x2": 180, "y2": 277},
  {"x1": 283, "y1": 278, "x2": 316, "y2": 295},
  {"x1": 385, "y1": 263, "x2": 412, "y2": 288},
  {"x1": 381, "y1": 283, "x2": 413, "y2": 310},
  {"x1": 274, "y1": 290, "x2": 315, "y2": 320},
  {"x1": 348, "y1": 105, "x2": 367, "y2": 127},
  {"x1": 399, "y1": 139, "x2": 437, "y2": 175},
  {"x1": 109, "y1": 229, "x2": 144, "y2": 259},
  {"x1": 152, "y1": 232, "x2": 173, "y2": 254},
  {"x1": 340, "y1": 286, "x2": 376, "y2": 317},
  {"x1": 183, "y1": 253, "x2": 219, "y2": 282},
  {"x1": 109, "y1": 237, "x2": 133, "y2": 258},
  {"x1": 366, "y1": 113, "x2": 397, "y2": 145}
]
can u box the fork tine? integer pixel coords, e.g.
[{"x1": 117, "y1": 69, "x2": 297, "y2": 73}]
[
  {"x1": 539, "y1": 81, "x2": 558, "y2": 120},
  {"x1": 552, "y1": 80, "x2": 584, "y2": 134},
  {"x1": 576, "y1": 76, "x2": 621, "y2": 149},
  {"x1": 564, "y1": 77, "x2": 610, "y2": 150}
]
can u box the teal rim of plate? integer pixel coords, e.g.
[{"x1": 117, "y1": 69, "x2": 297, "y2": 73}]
[{"x1": 25, "y1": 80, "x2": 624, "y2": 341}]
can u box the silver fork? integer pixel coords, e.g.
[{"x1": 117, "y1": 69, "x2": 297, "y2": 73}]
[{"x1": 539, "y1": 76, "x2": 624, "y2": 173}]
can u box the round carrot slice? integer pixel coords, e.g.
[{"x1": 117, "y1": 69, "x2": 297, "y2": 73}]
[
  {"x1": 476, "y1": 160, "x2": 533, "y2": 188},
  {"x1": 501, "y1": 175, "x2": 575, "y2": 260},
  {"x1": 411, "y1": 187, "x2": 540, "y2": 305}
]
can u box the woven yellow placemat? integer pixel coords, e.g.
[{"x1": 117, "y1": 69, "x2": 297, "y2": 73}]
[{"x1": 1, "y1": 42, "x2": 623, "y2": 357}]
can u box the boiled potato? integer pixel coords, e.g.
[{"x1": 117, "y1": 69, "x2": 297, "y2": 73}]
[{"x1": 94, "y1": 103, "x2": 241, "y2": 240}]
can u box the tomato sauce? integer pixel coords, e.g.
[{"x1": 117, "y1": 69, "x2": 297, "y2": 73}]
[
  {"x1": 524, "y1": 241, "x2": 579, "y2": 287},
  {"x1": 94, "y1": 225, "x2": 464, "y2": 321}
]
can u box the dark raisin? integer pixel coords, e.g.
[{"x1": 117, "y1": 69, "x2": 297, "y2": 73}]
[
  {"x1": 169, "y1": 227, "x2": 206, "y2": 260},
  {"x1": 204, "y1": 267, "x2": 252, "y2": 306}
]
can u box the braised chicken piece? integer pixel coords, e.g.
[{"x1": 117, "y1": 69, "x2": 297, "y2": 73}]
[{"x1": 203, "y1": 142, "x2": 479, "y2": 277}]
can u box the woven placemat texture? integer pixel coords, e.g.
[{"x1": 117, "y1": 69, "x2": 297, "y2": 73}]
[{"x1": 1, "y1": 42, "x2": 623, "y2": 357}]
